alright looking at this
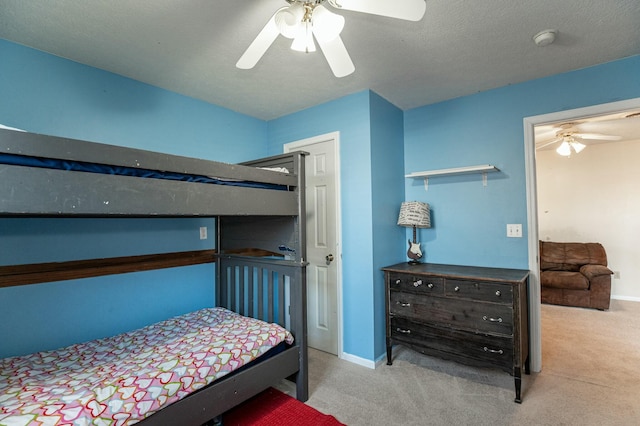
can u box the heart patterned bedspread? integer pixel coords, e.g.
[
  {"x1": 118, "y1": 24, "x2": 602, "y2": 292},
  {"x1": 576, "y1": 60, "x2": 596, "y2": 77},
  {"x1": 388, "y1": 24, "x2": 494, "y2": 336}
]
[{"x1": 0, "y1": 307, "x2": 293, "y2": 425}]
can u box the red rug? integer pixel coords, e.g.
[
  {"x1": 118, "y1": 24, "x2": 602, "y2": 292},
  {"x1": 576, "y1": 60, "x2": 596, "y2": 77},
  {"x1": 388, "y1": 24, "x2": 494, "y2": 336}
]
[{"x1": 223, "y1": 388, "x2": 345, "y2": 426}]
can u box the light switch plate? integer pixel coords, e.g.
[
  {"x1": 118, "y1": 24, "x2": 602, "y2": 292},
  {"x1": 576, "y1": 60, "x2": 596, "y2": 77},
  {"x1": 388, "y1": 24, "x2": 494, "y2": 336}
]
[{"x1": 507, "y1": 224, "x2": 522, "y2": 238}]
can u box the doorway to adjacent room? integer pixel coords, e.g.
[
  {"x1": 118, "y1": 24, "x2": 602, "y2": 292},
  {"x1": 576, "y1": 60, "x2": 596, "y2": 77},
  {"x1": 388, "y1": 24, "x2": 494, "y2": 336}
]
[{"x1": 523, "y1": 96, "x2": 640, "y2": 373}]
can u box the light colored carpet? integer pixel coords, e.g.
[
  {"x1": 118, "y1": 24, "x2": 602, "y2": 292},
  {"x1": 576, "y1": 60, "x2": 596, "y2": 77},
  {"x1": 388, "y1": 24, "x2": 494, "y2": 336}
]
[{"x1": 278, "y1": 299, "x2": 640, "y2": 425}]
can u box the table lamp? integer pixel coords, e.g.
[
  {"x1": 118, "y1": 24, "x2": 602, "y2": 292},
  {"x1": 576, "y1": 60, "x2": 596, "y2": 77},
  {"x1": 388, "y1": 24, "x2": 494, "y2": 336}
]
[{"x1": 397, "y1": 201, "x2": 431, "y2": 264}]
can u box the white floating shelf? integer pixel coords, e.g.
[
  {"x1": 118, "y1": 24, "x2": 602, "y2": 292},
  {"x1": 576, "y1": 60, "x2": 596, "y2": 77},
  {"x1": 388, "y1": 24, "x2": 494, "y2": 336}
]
[
  {"x1": 406, "y1": 165, "x2": 499, "y2": 191},
  {"x1": 405, "y1": 164, "x2": 499, "y2": 178}
]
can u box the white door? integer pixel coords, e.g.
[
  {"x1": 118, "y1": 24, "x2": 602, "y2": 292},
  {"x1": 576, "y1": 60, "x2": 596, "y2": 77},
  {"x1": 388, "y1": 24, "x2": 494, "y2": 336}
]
[{"x1": 285, "y1": 133, "x2": 340, "y2": 355}]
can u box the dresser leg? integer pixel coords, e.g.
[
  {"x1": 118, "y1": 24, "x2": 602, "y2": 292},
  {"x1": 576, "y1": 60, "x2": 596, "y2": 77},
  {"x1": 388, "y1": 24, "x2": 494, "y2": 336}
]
[
  {"x1": 524, "y1": 355, "x2": 531, "y2": 375},
  {"x1": 514, "y1": 367, "x2": 522, "y2": 403},
  {"x1": 386, "y1": 340, "x2": 393, "y2": 365}
]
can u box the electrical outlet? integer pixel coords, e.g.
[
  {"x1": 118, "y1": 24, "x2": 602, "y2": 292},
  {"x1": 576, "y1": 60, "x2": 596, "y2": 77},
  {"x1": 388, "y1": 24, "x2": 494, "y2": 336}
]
[
  {"x1": 199, "y1": 226, "x2": 207, "y2": 240},
  {"x1": 506, "y1": 224, "x2": 522, "y2": 238}
]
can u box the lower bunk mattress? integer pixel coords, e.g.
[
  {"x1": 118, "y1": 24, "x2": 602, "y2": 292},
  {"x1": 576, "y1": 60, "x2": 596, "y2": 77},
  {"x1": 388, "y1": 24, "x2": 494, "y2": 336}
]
[{"x1": 0, "y1": 307, "x2": 294, "y2": 425}]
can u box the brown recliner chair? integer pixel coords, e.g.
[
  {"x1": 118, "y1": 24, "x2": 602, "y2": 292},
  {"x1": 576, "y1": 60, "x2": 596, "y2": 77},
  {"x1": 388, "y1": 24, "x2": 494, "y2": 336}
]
[{"x1": 540, "y1": 241, "x2": 613, "y2": 310}]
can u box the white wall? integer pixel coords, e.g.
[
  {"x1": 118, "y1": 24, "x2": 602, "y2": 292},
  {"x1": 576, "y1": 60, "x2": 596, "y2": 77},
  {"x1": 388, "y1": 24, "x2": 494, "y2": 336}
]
[{"x1": 536, "y1": 139, "x2": 640, "y2": 300}]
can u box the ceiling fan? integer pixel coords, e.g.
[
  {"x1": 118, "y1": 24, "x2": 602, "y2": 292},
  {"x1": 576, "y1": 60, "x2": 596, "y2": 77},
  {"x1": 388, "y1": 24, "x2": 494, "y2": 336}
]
[
  {"x1": 535, "y1": 123, "x2": 622, "y2": 156},
  {"x1": 236, "y1": 0, "x2": 427, "y2": 78}
]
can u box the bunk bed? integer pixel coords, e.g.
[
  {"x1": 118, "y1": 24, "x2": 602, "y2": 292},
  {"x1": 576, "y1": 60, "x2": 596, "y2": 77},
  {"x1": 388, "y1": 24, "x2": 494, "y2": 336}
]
[{"x1": 0, "y1": 128, "x2": 308, "y2": 425}]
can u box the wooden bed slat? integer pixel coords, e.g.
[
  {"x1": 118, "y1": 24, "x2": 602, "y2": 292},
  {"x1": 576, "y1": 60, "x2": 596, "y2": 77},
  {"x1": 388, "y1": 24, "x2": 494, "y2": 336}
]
[
  {"x1": 248, "y1": 268, "x2": 255, "y2": 318},
  {"x1": 0, "y1": 249, "x2": 216, "y2": 288},
  {"x1": 240, "y1": 265, "x2": 246, "y2": 316},
  {"x1": 258, "y1": 269, "x2": 265, "y2": 321},
  {"x1": 278, "y1": 272, "x2": 286, "y2": 326},
  {"x1": 268, "y1": 270, "x2": 275, "y2": 324}
]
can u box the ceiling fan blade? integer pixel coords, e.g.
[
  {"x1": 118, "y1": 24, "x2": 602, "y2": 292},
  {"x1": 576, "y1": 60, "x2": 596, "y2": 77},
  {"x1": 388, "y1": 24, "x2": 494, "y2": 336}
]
[
  {"x1": 236, "y1": 9, "x2": 284, "y2": 69},
  {"x1": 314, "y1": 33, "x2": 355, "y2": 78},
  {"x1": 536, "y1": 138, "x2": 562, "y2": 149},
  {"x1": 534, "y1": 128, "x2": 560, "y2": 142},
  {"x1": 329, "y1": 0, "x2": 426, "y2": 21},
  {"x1": 573, "y1": 132, "x2": 622, "y2": 141}
]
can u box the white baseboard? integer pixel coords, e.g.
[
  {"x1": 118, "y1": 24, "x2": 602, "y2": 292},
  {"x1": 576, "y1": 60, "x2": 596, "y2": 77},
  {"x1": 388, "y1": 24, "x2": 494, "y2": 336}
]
[
  {"x1": 374, "y1": 353, "x2": 389, "y2": 369},
  {"x1": 339, "y1": 351, "x2": 376, "y2": 369},
  {"x1": 340, "y1": 349, "x2": 395, "y2": 369},
  {"x1": 611, "y1": 295, "x2": 640, "y2": 303}
]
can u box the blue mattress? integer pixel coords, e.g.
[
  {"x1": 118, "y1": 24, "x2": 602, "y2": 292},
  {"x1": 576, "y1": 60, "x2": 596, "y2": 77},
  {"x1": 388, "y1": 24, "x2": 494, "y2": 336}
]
[{"x1": 0, "y1": 153, "x2": 287, "y2": 190}]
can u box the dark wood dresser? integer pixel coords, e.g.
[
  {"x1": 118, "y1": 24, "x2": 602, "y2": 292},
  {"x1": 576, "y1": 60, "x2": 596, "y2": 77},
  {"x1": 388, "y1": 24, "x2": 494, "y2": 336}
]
[{"x1": 382, "y1": 262, "x2": 530, "y2": 403}]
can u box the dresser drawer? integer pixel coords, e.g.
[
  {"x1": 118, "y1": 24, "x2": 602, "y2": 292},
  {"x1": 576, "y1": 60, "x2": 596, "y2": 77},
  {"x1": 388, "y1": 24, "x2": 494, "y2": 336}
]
[
  {"x1": 391, "y1": 317, "x2": 514, "y2": 371},
  {"x1": 444, "y1": 279, "x2": 513, "y2": 304},
  {"x1": 388, "y1": 273, "x2": 444, "y2": 295},
  {"x1": 390, "y1": 291, "x2": 514, "y2": 335}
]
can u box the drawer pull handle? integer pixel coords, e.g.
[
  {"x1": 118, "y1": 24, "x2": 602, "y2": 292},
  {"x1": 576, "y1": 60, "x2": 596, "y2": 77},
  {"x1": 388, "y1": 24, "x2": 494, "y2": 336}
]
[
  {"x1": 413, "y1": 279, "x2": 423, "y2": 287},
  {"x1": 427, "y1": 283, "x2": 434, "y2": 289},
  {"x1": 483, "y1": 346, "x2": 504, "y2": 355},
  {"x1": 396, "y1": 328, "x2": 411, "y2": 334},
  {"x1": 496, "y1": 290, "x2": 502, "y2": 297},
  {"x1": 482, "y1": 315, "x2": 503, "y2": 323},
  {"x1": 395, "y1": 279, "x2": 401, "y2": 285},
  {"x1": 454, "y1": 286, "x2": 460, "y2": 292},
  {"x1": 398, "y1": 302, "x2": 411, "y2": 307}
]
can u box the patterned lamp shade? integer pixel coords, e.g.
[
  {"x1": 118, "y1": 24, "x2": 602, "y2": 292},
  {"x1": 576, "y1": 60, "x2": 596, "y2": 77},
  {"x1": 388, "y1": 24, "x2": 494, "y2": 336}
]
[{"x1": 397, "y1": 201, "x2": 431, "y2": 228}]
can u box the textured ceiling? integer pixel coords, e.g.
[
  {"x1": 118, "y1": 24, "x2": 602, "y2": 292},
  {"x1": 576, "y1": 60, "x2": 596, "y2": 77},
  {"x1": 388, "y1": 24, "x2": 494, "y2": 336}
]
[{"x1": 1, "y1": 0, "x2": 639, "y2": 120}]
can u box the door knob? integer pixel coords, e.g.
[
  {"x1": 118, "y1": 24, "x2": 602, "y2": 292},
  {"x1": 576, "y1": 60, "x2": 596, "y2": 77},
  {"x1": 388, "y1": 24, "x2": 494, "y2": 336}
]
[{"x1": 325, "y1": 254, "x2": 334, "y2": 264}]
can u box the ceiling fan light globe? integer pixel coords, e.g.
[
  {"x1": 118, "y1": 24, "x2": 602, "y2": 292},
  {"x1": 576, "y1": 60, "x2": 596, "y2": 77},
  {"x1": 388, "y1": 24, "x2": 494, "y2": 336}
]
[
  {"x1": 291, "y1": 21, "x2": 316, "y2": 53},
  {"x1": 312, "y1": 5, "x2": 345, "y2": 42},
  {"x1": 275, "y1": 3, "x2": 304, "y2": 39},
  {"x1": 291, "y1": 38, "x2": 317, "y2": 53},
  {"x1": 556, "y1": 141, "x2": 572, "y2": 156},
  {"x1": 571, "y1": 141, "x2": 586, "y2": 153}
]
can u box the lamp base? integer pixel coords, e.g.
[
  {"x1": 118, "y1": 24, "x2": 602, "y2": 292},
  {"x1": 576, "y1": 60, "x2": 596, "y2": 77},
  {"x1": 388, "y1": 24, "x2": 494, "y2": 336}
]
[{"x1": 406, "y1": 236, "x2": 424, "y2": 265}]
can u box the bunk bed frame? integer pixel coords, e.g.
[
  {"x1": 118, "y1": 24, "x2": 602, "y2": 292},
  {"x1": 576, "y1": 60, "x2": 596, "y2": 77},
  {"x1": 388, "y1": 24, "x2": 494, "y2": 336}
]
[{"x1": 0, "y1": 128, "x2": 308, "y2": 425}]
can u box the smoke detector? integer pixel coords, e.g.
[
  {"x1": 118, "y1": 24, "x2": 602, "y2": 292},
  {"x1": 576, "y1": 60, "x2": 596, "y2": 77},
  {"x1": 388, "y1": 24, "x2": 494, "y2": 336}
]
[{"x1": 533, "y1": 29, "x2": 557, "y2": 47}]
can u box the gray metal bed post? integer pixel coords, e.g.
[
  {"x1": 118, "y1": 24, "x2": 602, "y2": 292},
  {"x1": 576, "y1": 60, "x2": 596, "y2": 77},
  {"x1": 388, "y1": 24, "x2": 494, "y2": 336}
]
[
  {"x1": 293, "y1": 151, "x2": 308, "y2": 401},
  {"x1": 215, "y1": 217, "x2": 222, "y2": 309}
]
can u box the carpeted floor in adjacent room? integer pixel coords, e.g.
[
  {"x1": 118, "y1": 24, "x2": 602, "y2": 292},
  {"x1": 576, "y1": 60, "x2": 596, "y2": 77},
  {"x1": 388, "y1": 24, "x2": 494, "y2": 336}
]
[{"x1": 277, "y1": 300, "x2": 640, "y2": 425}]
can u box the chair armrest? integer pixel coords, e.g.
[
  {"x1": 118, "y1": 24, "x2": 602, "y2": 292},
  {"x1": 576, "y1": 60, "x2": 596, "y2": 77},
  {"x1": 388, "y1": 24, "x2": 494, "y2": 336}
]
[{"x1": 580, "y1": 264, "x2": 613, "y2": 280}]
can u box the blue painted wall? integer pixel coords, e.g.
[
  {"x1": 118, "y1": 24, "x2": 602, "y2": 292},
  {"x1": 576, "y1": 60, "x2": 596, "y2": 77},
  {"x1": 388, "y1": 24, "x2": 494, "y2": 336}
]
[
  {"x1": 267, "y1": 91, "x2": 381, "y2": 359},
  {"x1": 369, "y1": 92, "x2": 405, "y2": 358},
  {"x1": 0, "y1": 40, "x2": 265, "y2": 161},
  {"x1": 404, "y1": 55, "x2": 640, "y2": 271},
  {"x1": 0, "y1": 39, "x2": 267, "y2": 358},
  {"x1": 267, "y1": 91, "x2": 406, "y2": 361},
  {"x1": 0, "y1": 265, "x2": 214, "y2": 359}
]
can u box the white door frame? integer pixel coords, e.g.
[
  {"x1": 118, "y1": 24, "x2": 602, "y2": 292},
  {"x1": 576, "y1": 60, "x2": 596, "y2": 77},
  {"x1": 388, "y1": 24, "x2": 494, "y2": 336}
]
[
  {"x1": 523, "y1": 97, "x2": 640, "y2": 373},
  {"x1": 284, "y1": 131, "x2": 344, "y2": 358}
]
